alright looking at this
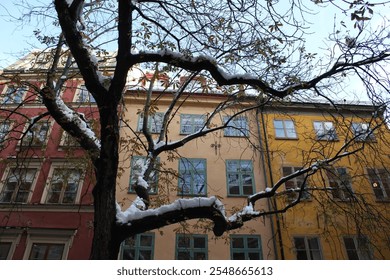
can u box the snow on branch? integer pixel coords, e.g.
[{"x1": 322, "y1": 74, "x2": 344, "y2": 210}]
[
  {"x1": 116, "y1": 196, "x2": 228, "y2": 236},
  {"x1": 40, "y1": 86, "x2": 101, "y2": 160},
  {"x1": 131, "y1": 49, "x2": 390, "y2": 99}
]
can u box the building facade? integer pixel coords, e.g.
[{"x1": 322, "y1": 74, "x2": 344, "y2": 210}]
[
  {"x1": 1, "y1": 52, "x2": 390, "y2": 260},
  {"x1": 116, "y1": 76, "x2": 276, "y2": 260},
  {"x1": 0, "y1": 53, "x2": 98, "y2": 259},
  {"x1": 259, "y1": 102, "x2": 390, "y2": 259}
]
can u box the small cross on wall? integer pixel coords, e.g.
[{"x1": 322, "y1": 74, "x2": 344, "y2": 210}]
[{"x1": 210, "y1": 141, "x2": 221, "y2": 155}]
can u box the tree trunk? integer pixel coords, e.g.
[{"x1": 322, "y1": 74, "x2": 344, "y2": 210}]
[{"x1": 89, "y1": 103, "x2": 122, "y2": 259}]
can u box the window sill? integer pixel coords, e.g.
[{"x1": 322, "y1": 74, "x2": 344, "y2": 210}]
[{"x1": 274, "y1": 137, "x2": 299, "y2": 140}]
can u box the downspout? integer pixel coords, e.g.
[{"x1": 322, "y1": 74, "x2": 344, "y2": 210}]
[{"x1": 256, "y1": 106, "x2": 285, "y2": 260}]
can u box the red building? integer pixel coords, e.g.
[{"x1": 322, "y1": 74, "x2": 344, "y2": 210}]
[{"x1": 0, "y1": 52, "x2": 100, "y2": 259}]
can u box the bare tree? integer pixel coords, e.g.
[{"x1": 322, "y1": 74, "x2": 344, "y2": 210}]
[{"x1": 1, "y1": 0, "x2": 390, "y2": 259}]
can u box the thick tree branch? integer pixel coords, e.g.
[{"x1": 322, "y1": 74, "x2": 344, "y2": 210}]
[
  {"x1": 54, "y1": 0, "x2": 107, "y2": 103},
  {"x1": 40, "y1": 86, "x2": 101, "y2": 161},
  {"x1": 131, "y1": 50, "x2": 390, "y2": 98},
  {"x1": 116, "y1": 197, "x2": 228, "y2": 238}
]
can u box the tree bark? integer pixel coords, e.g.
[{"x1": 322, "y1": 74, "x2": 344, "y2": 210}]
[{"x1": 90, "y1": 103, "x2": 121, "y2": 259}]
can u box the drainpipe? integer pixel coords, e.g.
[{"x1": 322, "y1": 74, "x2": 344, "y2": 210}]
[{"x1": 256, "y1": 106, "x2": 285, "y2": 260}]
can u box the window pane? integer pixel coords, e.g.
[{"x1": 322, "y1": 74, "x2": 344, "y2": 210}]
[
  {"x1": 46, "y1": 244, "x2": 65, "y2": 260},
  {"x1": 232, "y1": 237, "x2": 244, "y2": 248},
  {"x1": 178, "y1": 236, "x2": 190, "y2": 248},
  {"x1": 247, "y1": 237, "x2": 259, "y2": 248},
  {"x1": 248, "y1": 252, "x2": 261, "y2": 260},
  {"x1": 177, "y1": 251, "x2": 190, "y2": 260},
  {"x1": 193, "y1": 237, "x2": 206, "y2": 249},
  {"x1": 294, "y1": 238, "x2": 305, "y2": 250},
  {"x1": 194, "y1": 252, "x2": 206, "y2": 260},
  {"x1": 242, "y1": 183, "x2": 253, "y2": 195},
  {"x1": 232, "y1": 252, "x2": 245, "y2": 260},
  {"x1": 140, "y1": 235, "x2": 153, "y2": 247},
  {"x1": 284, "y1": 120, "x2": 296, "y2": 138},
  {"x1": 139, "y1": 250, "x2": 152, "y2": 260},
  {"x1": 29, "y1": 243, "x2": 64, "y2": 260},
  {"x1": 0, "y1": 242, "x2": 12, "y2": 260},
  {"x1": 122, "y1": 248, "x2": 135, "y2": 260},
  {"x1": 308, "y1": 238, "x2": 320, "y2": 250},
  {"x1": 296, "y1": 250, "x2": 308, "y2": 260}
]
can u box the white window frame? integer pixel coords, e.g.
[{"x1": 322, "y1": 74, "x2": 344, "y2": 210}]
[
  {"x1": 41, "y1": 163, "x2": 85, "y2": 204},
  {"x1": 180, "y1": 114, "x2": 206, "y2": 135},
  {"x1": 343, "y1": 235, "x2": 372, "y2": 260},
  {"x1": 1, "y1": 85, "x2": 27, "y2": 105},
  {"x1": 282, "y1": 166, "x2": 311, "y2": 201},
  {"x1": 351, "y1": 122, "x2": 375, "y2": 141},
  {"x1": 224, "y1": 116, "x2": 249, "y2": 137},
  {"x1": 0, "y1": 120, "x2": 11, "y2": 147},
  {"x1": 367, "y1": 168, "x2": 390, "y2": 200},
  {"x1": 23, "y1": 229, "x2": 75, "y2": 260},
  {"x1": 137, "y1": 112, "x2": 164, "y2": 134},
  {"x1": 59, "y1": 130, "x2": 81, "y2": 148},
  {"x1": 326, "y1": 167, "x2": 354, "y2": 201},
  {"x1": 178, "y1": 158, "x2": 207, "y2": 196},
  {"x1": 273, "y1": 119, "x2": 297, "y2": 139},
  {"x1": 293, "y1": 236, "x2": 323, "y2": 260},
  {"x1": 21, "y1": 120, "x2": 51, "y2": 147},
  {"x1": 0, "y1": 229, "x2": 22, "y2": 260},
  {"x1": 0, "y1": 163, "x2": 41, "y2": 204},
  {"x1": 313, "y1": 121, "x2": 337, "y2": 141},
  {"x1": 73, "y1": 84, "x2": 96, "y2": 103}
]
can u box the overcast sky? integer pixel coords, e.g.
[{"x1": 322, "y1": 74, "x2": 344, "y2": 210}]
[
  {"x1": 0, "y1": 1, "x2": 388, "y2": 102},
  {"x1": 0, "y1": 1, "x2": 351, "y2": 69}
]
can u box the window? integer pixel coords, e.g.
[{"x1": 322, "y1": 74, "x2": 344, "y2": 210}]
[
  {"x1": 0, "y1": 167, "x2": 38, "y2": 203},
  {"x1": 180, "y1": 114, "x2": 206, "y2": 134},
  {"x1": 367, "y1": 168, "x2": 390, "y2": 200},
  {"x1": 351, "y1": 122, "x2": 375, "y2": 141},
  {"x1": 273, "y1": 120, "x2": 297, "y2": 139},
  {"x1": 29, "y1": 243, "x2": 65, "y2": 260},
  {"x1": 282, "y1": 166, "x2": 310, "y2": 201},
  {"x1": 178, "y1": 158, "x2": 207, "y2": 196},
  {"x1": 343, "y1": 236, "x2": 372, "y2": 260},
  {"x1": 129, "y1": 156, "x2": 158, "y2": 194},
  {"x1": 2, "y1": 85, "x2": 26, "y2": 104},
  {"x1": 22, "y1": 121, "x2": 50, "y2": 146},
  {"x1": 60, "y1": 131, "x2": 80, "y2": 147},
  {"x1": 0, "y1": 229, "x2": 22, "y2": 260},
  {"x1": 45, "y1": 168, "x2": 83, "y2": 204},
  {"x1": 0, "y1": 120, "x2": 11, "y2": 146},
  {"x1": 74, "y1": 84, "x2": 96, "y2": 103},
  {"x1": 23, "y1": 229, "x2": 74, "y2": 260},
  {"x1": 293, "y1": 236, "x2": 322, "y2": 260},
  {"x1": 176, "y1": 234, "x2": 207, "y2": 260},
  {"x1": 313, "y1": 121, "x2": 337, "y2": 140},
  {"x1": 120, "y1": 233, "x2": 155, "y2": 260},
  {"x1": 137, "y1": 112, "x2": 164, "y2": 134},
  {"x1": 230, "y1": 235, "x2": 263, "y2": 260},
  {"x1": 0, "y1": 242, "x2": 12, "y2": 260},
  {"x1": 224, "y1": 116, "x2": 249, "y2": 137},
  {"x1": 226, "y1": 160, "x2": 254, "y2": 196},
  {"x1": 326, "y1": 168, "x2": 354, "y2": 201}
]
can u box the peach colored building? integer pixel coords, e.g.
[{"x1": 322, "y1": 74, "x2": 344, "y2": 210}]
[{"x1": 116, "y1": 76, "x2": 277, "y2": 260}]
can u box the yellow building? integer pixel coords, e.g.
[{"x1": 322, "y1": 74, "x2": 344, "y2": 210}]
[{"x1": 260, "y1": 101, "x2": 390, "y2": 260}]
